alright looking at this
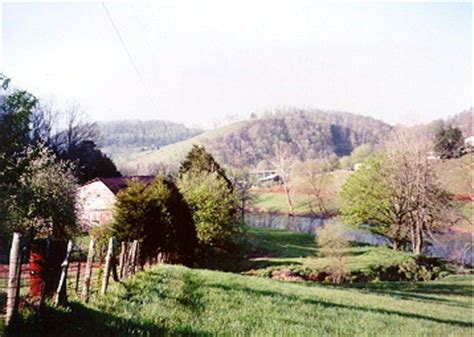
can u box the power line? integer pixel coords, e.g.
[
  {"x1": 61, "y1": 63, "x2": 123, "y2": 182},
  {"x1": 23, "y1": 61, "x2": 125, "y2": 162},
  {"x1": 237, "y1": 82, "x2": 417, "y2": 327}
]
[{"x1": 101, "y1": 2, "x2": 159, "y2": 115}]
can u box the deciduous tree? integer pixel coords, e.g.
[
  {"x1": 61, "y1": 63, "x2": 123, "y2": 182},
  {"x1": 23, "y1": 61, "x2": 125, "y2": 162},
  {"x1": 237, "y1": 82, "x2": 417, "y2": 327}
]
[{"x1": 177, "y1": 171, "x2": 238, "y2": 249}]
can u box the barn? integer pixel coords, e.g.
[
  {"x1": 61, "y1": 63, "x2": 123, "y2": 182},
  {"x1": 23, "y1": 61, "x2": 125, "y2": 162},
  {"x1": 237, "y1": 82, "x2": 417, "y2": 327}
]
[{"x1": 77, "y1": 176, "x2": 154, "y2": 230}]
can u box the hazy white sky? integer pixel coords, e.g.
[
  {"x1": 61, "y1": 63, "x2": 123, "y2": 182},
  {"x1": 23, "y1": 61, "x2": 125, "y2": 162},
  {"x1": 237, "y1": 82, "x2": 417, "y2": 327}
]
[{"x1": 1, "y1": 1, "x2": 472, "y2": 128}]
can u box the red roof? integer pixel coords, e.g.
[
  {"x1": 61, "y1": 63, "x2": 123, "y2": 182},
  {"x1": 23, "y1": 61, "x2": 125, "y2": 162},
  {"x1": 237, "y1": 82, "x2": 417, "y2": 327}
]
[{"x1": 83, "y1": 176, "x2": 155, "y2": 194}]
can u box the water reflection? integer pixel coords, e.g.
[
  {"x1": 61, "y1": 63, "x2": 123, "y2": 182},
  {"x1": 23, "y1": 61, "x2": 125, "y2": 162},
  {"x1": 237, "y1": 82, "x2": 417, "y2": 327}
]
[{"x1": 245, "y1": 212, "x2": 473, "y2": 266}]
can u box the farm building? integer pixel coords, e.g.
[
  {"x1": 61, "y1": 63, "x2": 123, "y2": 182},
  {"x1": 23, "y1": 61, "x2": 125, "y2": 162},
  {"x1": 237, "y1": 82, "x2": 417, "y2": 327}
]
[{"x1": 77, "y1": 176, "x2": 154, "y2": 230}]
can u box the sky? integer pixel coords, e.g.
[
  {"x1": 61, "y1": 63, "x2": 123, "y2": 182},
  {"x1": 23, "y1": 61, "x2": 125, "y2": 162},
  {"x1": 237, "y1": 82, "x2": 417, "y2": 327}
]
[{"x1": 1, "y1": 1, "x2": 472, "y2": 128}]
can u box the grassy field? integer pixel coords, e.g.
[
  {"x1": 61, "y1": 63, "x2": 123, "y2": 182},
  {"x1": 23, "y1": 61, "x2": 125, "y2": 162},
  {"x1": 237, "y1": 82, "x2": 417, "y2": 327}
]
[
  {"x1": 4, "y1": 226, "x2": 472, "y2": 336},
  {"x1": 5, "y1": 265, "x2": 472, "y2": 337},
  {"x1": 435, "y1": 155, "x2": 472, "y2": 195},
  {"x1": 241, "y1": 227, "x2": 412, "y2": 275},
  {"x1": 250, "y1": 170, "x2": 352, "y2": 215}
]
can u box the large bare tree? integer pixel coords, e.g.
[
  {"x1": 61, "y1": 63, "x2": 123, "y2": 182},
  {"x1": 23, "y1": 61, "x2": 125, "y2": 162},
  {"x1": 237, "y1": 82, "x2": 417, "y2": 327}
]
[
  {"x1": 270, "y1": 143, "x2": 297, "y2": 216},
  {"x1": 384, "y1": 128, "x2": 451, "y2": 255},
  {"x1": 292, "y1": 159, "x2": 333, "y2": 217}
]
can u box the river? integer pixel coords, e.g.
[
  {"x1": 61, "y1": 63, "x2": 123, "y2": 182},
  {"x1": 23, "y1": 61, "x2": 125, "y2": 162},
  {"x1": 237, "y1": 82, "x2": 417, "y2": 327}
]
[{"x1": 245, "y1": 212, "x2": 473, "y2": 266}]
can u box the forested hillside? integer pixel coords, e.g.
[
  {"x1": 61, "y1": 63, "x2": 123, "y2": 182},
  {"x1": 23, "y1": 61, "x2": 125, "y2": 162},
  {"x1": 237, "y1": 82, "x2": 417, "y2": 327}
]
[
  {"x1": 98, "y1": 120, "x2": 202, "y2": 151},
  {"x1": 446, "y1": 108, "x2": 473, "y2": 136},
  {"x1": 421, "y1": 108, "x2": 473, "y2": 139},
  {"x1": 208, "y1": 110, "x2": 392, "y2": 167},
  {"x1": 118, "y1": 109, "x2": 392, "y2": 173}
]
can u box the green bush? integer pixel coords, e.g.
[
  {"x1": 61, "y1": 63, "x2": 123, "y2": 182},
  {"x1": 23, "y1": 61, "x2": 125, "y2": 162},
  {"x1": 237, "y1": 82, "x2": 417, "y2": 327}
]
[
  {"x1": 112, "y1": 176, "x2": 197, "y2": 265},
  {"x1": 177, "y1": 171, "x2": 239, "y2": 250}
]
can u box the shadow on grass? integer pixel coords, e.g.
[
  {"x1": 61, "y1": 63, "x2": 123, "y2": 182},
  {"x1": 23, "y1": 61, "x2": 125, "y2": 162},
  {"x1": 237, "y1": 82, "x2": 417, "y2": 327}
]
[
  {"x1": 0, "y1": 292, "x2": 5, "y2": 314},
  {"x1": 336, "y1": 280, "x2": 473, "y2": 297},
  {"x1": 4, "y1": 301, "x2": 211, "y2": 337},
  {"x1": 245, "y1": 259, "x2": 303, "y2": 270},
  {"x1": 206, "y1": 282, "x2": 473, "y2": 329},
  {"x1": 328, "y1": 280, "x2": 474, "y2": 308}
]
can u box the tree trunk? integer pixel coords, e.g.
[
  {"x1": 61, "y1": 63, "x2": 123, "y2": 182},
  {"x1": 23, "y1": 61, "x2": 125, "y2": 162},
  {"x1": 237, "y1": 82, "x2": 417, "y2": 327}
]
[
  {"x1": 281, "y1": 178, "x2": 294, "y2": 215},
  {"x1": 392, "y1": 240, "x2": 399, "y2": 251},
  {"x1": 413, "y1": 225, "x2": 423, "y2": 256}
]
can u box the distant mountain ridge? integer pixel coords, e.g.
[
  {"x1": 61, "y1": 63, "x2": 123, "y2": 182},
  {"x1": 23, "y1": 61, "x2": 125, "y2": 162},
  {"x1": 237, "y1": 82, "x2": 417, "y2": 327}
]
[
  {"x1": 116, "y1": 109, "x2": 393, "y2": 173},
  {"x1": 97, "y1": 119, "x2": 202, "y2": 155}
]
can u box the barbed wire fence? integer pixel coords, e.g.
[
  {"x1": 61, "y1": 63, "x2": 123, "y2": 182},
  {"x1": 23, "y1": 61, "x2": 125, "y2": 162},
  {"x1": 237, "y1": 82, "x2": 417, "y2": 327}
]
[{"x1": 0, "y1": 232, "x2": 140, "y2": 327}]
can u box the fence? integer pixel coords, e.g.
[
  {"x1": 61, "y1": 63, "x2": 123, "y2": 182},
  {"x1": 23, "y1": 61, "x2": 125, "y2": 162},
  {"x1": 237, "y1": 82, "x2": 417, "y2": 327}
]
[{"x1": 0, "y1": 233, "x2": 140, "y2": 327}]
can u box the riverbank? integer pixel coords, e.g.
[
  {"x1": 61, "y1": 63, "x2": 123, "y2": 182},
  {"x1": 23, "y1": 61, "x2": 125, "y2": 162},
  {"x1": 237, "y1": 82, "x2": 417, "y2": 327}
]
[{"x1": 244, "y1": 211, "x2": 474, "y2": 265}]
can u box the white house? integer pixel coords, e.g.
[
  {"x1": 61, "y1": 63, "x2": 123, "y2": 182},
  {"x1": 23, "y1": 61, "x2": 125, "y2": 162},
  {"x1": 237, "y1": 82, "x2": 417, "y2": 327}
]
[
  {"x1": 464, "y1": 136, "x2": 474, "y2": 147},
  {"x1": 77, "y1": 176, "x2": 154, "y2": 230}
]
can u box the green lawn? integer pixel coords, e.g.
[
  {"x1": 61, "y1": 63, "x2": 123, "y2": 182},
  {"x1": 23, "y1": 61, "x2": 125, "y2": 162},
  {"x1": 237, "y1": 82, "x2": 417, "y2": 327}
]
[
  {"x1": 251, "y1": 192, "x2": 315, "y2": 214},
  {"x1": 5, "y1": 266, "x2": 472, "y2": 337},
  {"x1": 240, "y1": 227, "x2": 439, "y2": 281}
]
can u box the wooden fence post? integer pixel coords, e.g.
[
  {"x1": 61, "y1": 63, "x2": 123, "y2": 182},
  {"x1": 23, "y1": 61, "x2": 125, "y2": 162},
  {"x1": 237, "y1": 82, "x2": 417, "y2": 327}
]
[
  {"x1": 54, "y1": 240, "x2": 73, "y2": 306},
  {"x1": 81, "y1": 239, "x2": 95, "y2": 303},
  {"x1": 6, "y1": 233, "x2": 22, "y2": 326},
  {"x1": 74, "y1": 261, "x2": 81, "y2": 294},
  {"x1": 101, "y1": 237, "x2": 115, "y2": 295},
  {"x1": 129, "y1": 240, "x2": 138, "y2": 276},
  {"x1": 118, "y1": 241, "x2": 126, "y2": 280}
]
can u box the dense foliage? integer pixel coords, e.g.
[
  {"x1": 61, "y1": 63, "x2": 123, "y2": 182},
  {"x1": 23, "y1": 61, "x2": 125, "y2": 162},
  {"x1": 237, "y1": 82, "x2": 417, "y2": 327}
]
[
  {"x1": 339, "y1": 143, "x2": 374, "y2": 169},
  {"x1": 10, "y1": 145, "x2": 78, "y2": 240},
  {"x1": 178, "y1": 145, "x2": 232, "y2": 189},
  {"x1": 112, "y1": 177, "x2": 197, "y2": 264},
  {"x1": 98, "y1": 120, "x2": 202, "y2": 149},
  {"x1": 176, "y1": 142, "x2": 238, "y2": 250},
  {"x1": 58, "y1": 140, "x2": 121, "y2": 183},
  {"x1": 340, "y1": 156, "x2": 396, "y2": 240},
  {"x1": 0, "y1": 76, "x2": 78, "y2": 241},
  {"x1": 434, "y1": 126, "x2": 465, "y2": 159},
  {"x1": 177, "y1": 171, "x2": 238, "y2": 249}
]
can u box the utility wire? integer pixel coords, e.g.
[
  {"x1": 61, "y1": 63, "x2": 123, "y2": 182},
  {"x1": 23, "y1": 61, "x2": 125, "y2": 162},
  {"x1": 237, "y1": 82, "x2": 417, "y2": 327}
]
[
  {"x1": 127, "y1": 2, "x2": 171, "y2": 141},
  {"x1": 101, "y1": 2, "x2": 159, "y2": 116}
]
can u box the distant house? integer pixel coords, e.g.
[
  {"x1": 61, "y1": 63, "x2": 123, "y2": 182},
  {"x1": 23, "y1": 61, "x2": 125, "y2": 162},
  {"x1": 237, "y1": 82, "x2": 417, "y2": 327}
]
[
  {"x1": 353, "y1": 163, "x2": 363, "y2": 171},
  {"x1": 464, "y1": 136, "x2": 474, "y2": 147},
  {"x1": 426, "y1": 151, "x2": 441, "y2": 161},
  {"x1": 77, "y1": 176, "x2": 154, "y2": 230},
  {"x1": 249, "y1": 169, "x2": 280, "y2": 186}
]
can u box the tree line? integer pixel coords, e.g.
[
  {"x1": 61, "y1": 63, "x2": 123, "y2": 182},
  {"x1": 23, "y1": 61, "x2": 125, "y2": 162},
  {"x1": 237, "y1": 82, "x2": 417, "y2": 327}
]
[{"x1": 97, "y1": 120, "x2": 202, "y2": 150}]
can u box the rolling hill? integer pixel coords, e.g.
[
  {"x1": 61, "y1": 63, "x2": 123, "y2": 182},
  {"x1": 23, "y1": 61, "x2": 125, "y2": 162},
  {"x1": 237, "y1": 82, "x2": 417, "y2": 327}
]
[
  {"x1": 116, "y1": 109, "x2": 393, "y2": 174},
  {"x1": 97, "y1": 120, "x2": 202, "y2": 161}
]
